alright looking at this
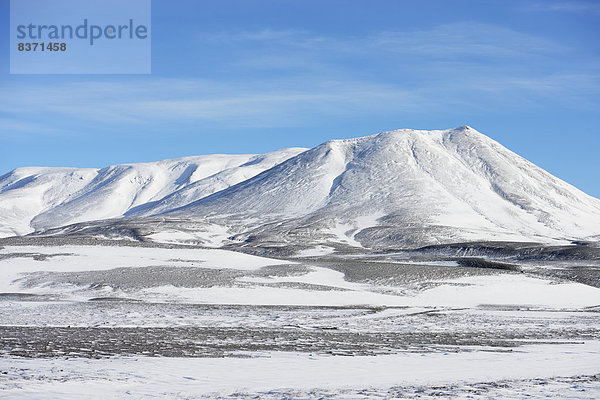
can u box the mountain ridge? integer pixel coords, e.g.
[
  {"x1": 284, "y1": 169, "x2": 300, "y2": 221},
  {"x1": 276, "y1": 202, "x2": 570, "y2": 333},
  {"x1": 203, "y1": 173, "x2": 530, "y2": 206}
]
[
  {"x1": 0, "y1": 148, "x2": 307, "y2": 237},
  {"x1": 1, "y1": 126, "x2": 599, "y2": 250}
]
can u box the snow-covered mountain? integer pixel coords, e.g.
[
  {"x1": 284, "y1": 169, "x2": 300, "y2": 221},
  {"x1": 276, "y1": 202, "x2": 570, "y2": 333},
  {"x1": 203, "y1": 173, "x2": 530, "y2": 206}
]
[
  {"x1": 1, "y1": 126, "x2": 599, "y2": 249},
  {"x1": 0, "y1": 148, "x2": 306, "y2": 237},
  {"x1": 167, "y1": 126, "x2": 600, "y2": 248}
]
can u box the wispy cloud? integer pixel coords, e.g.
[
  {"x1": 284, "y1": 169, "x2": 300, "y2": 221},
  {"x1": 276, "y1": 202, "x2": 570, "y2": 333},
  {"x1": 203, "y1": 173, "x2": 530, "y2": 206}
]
[
  {"x1": 207, "y1": 28, "x2": 311, "y2": 43},
  {"x1": 0, "y1": 78, "x2": 426, "y2": 133},
  {"x1": 207, "y1": 22, "x2": 564, "y2": 61},
  {"x1": 0, "y1": 118, "x2": 73, "y2": 139},
  {"x1": 1, "y1": 68, "x2": 597, "y2": 139},
  {"x1": 1, "y1": 22, "x2": 598, "y2": 138},
  {"x1": 371, "y1": 22, "x2": 564, "y2": 59},
  {"x1": 522, "y1": 1, "x2": 600, "y2": 14},
  {"x1": 198, "y1": 21, "x2": 578, "y2": 92}
]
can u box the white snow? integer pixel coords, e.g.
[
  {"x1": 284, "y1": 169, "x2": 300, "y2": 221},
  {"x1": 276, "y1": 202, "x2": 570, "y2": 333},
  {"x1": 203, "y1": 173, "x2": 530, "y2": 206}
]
[
  {"x1": 0, "y1": 245, "x2": 290, "y2": 296},
  {"x1": 2, "y1": 245, "x2": 599, "y2": 307},
  {"x1": 169, "y1": 126, "x2": 600, "y2": 247},
  {"x1": 294, "y1": 245, "x2": 336, "y2": 257},
  {"x1": 137, "y1": 272, "x2": 600, "y2": 307},
  {"x1": 413, "y1": 273, "x2": 600, "y2": 308},
  {"x1": 1, "y1": 127, "x2": 599, "y2": 247},
  {"x1": 145, "y1": 223, "x2": 231, "y2": 247},
  {"x1": 2, "y1": 341, "x2": 599, "y2": 399},
  {"x1": 399, "y1": 260, "x2": 461, "y2": 267},
  {"x1": 0, "y1": 242, "x2": 599, "y2": 399},
  {"x1": 139, "y1": 284, "x2": 404, "y2": 306},
  {"x1": 0, "y1": 148, "x2": 306, "y2": 237},
  {"x1": 0, "y1": 167, "x2": 97, "y2": 237}
]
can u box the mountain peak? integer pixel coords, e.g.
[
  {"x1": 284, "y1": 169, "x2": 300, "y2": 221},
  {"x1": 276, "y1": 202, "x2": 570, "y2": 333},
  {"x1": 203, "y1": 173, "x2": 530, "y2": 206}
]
[
  {"x1": 454, "y1": 125, "x2": 475, "y2": 131},
  {"x1": 318, "y1": 126, "x2": 482, "y2": 152},
  {"x1": 169, "y1": 126, "x2": 600, "y2": 248}
]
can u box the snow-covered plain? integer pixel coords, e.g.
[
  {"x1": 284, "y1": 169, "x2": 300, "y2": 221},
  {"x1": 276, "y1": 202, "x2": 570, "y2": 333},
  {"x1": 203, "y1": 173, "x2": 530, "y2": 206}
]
[
  {"x1": 0, "y1": 243, "x2": 599, "y2": 398},
  {"x1": 2, "y1": 341, "x2": 600, "y2": 399},
  {"x1": 1, "y1": 244, "x2": 599, "y2": 307}
]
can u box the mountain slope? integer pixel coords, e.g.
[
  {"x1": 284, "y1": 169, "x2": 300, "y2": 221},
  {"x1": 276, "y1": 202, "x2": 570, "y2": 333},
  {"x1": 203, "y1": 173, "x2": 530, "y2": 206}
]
[
  {"x1": 125, "y1": 148, "x2": 305, "y2": 218},
  {"x1": 2, "y1": 126, "x2": 599, "y2": 249},
  {"x1": 0, "y1": 167, "x2": 98, "y2": 237},
  {"x1": 167, "y1": 126, "x2": 600, "y2": 248},
  {"x1": 0, "y1": 148, "x2": 306, "y2": 237}
]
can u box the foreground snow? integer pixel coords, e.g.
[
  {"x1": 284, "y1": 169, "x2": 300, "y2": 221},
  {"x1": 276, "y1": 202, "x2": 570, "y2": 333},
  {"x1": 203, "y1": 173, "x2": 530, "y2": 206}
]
[
  {"x1": 1, "y1": 242, "x2": 599, "y2": 398},
  {"x1": 2, "y1": 341, "x2": 599, "y2": 399}
]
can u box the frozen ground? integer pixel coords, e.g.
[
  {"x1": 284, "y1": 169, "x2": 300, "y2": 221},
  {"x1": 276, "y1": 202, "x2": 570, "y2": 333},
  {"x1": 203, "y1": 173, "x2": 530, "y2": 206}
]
[
  {"x1": 0, "y1": 241, "x2": 599, "y2": 398},
  {"x1": 2, "y1": 343, "x2": 600, "y2": 399}
]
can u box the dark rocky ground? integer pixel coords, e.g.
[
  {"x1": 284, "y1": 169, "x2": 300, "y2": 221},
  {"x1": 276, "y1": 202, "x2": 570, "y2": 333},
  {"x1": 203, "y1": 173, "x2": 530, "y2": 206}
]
[{"x1": 0, "y1": 300, "x2": 598, "y2": 359}]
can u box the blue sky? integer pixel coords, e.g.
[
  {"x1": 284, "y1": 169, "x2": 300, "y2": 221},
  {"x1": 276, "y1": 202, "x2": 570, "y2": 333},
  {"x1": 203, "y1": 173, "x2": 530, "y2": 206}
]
[{"x1": 1, "y1": 0, "x2": 599, "y2": 196}]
